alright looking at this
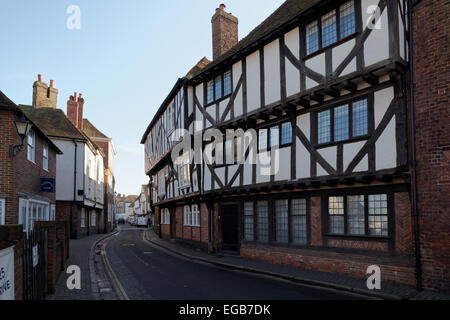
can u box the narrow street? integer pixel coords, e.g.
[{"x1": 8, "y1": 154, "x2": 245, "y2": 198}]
[{"x1": 103, "y1": 226, "x2": 359, "y2": 300}]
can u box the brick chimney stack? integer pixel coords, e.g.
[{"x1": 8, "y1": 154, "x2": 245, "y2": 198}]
[
  {"x1": 212, "y1": 4, "x2": 238, "y2": 60},
  {"x1": 67, "y1": 92, "x2": 85, "y2": 130},
  {"x1": 32, "y1": 74, "x2": 58, "y2": 108}
]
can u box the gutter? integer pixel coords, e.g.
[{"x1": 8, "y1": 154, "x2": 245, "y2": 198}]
[{"x1": 408, "y1": 0, "x2": 422, "y2": 291}]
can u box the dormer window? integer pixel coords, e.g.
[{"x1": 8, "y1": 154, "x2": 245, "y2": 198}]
[
  {"x1": 205, "y1": 70, "x2": 232, "y2": 105},
  {"x1": 305, "y1": 0, "x2": 356, "y2": 56}
]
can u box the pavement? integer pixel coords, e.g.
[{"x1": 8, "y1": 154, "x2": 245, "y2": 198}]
[
  {"x1": 46, "y1": 232, "x2": 117, "y2": 300},
  {"x1": 144, "y1": 229, "x2": 450, "y2": 301}
]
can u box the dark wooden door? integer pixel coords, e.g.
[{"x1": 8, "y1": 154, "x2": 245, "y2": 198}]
[{"x1": 221, "y1": 203, "x2": 239, "y2": 251}]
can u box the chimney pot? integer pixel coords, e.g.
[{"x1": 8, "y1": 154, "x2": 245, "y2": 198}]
[
  {"x1": 219, "y1": 4, "x2": 226, "y2": 10},
  {"x1": 50, "y1": 80, "x2": 54, "y2": 88},
  {"x1": 38, "y1": 74, "x2": 42, "y2": 82}
]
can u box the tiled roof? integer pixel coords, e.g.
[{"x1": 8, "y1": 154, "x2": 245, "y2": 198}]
[
  {"x1": 123, "y1": 195, "x2": 138, "y2": 203},
  {"x1": 0, "y1": 90, "x2": 17, "y2": 110},
  {"x1": 191, "y1": 0, "x2": 320, "y2": 77},
  {"x1": 19, "y1": 105, "x2": 86, "y2": 141},
  {"x1": 82, "y1": 118, "x2": 109, "y2": 139},
  {"x1": 186, "y1": 57, "x2": 212, "y2": 78}
]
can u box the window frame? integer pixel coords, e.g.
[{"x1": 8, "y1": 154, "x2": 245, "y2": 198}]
[
  {"x1": 303, "y1": 0, "x2": 358, "y2": 59},
  {"x1": 43, "y1": 142, "x2": 49, "y2": 171},
  {"x1": 27, "y1": 129, "x2": 36, "y2": 163},
  {"x1": 258, "y1": 121, "x2": 293, "y2": 152},
  {"x1": 204, "y1": 69, "x2": 233, "y2": 107},
  {"x1": 191, "y1": 204, "x2": 200, "y2": 227},
  {"x1": 326, "y1": 193, "x2": 392, "y2": 239},
  {"x1": 314, "y1": 94, "x2": 373, "y2": 148},
  {"x1": 18, "y1": 198, "x2": 50, "y2": 233}
]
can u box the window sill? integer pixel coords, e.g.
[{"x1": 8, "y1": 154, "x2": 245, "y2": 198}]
[
  {"x1": 315, "y1": 135, "x2": 370, "y2": 149},
  {"x1": 303, "y1": 33, "x2": 359, "y2": 60},
  {"x1": 205, "y1": 93, "x2": 233, "y2": 108},
  {"x1": 325, "y1": 234, "x2": 390, "y2": 241}
]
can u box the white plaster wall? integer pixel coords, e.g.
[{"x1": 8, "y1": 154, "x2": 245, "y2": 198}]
[
  {"x1": 333, "y1": 39, "x2": 357, "y2": 76},
  {"x1": 374, "y1": 86, "x2": 394, "y2": 127},
  {"x1": 343, "y1": 141, "x2": 366, "y2": 172},
  {"x1": 227, "y1": 165, "x2": 238, "y2": 185},
  {"x1": 256, "y1": 152, "x2": 271, "y2": 183},
  {"x1": 264, "y1": 39, "x2": 281, "y2": 105},
  {"x1": 246, "y1": 50, "x2": 261, "y2": 113},
  {"x1": 296, "y1": 140, "x2": 310, "y2": 179},
  {"x1": 363, "y1": 1, "x2": 390, "y2": 66},
  {"x1": 232, "y1": 61, "x2": 243, "y2": 117},
  {"x1": 243, "y1": 163, "x2": 253, "y2": 186},
  {"x1": 285, "y1": 28, "x2": 301, "y2": 97},
  {"x1": 296, "y1": 113, "x2": 310, "y2": 139},
  {"x1": 219, "y1": 99, "x2": 229, "y2": 122},
  {"x1": 317, "y1": 146, "x2": 337, "y2": 176},
  {"x1": 274, "y1": 147, "x2": 290, "y2": 181},
  {"x1": 376, "y1": 117, "x2": 397, "y2": 170},
  {"x1": 306, "y1": 52, "x2": 326, "y2": 76},
  {"x1": 195, "y1": 85, "x2": 204, "y2": 132},
  {"x1": 54, "y1": 139, "x2": 85, "y2": 202},
  {"x1": 215, "y1": 167, "x2": 225, "y2": 189},
  {"x1": 204, "y1": 165, "x2": 211, "y2": 191}
]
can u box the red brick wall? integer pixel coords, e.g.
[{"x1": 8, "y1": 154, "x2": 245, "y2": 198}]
[
  {"x1": 0, "y1": 111, "x2": 15, "y2": 225},
  {"x1": 241, "y1": 242, "x2": 416, "y2": 287},
  {"x1": 395, "y1": 192, "x2": 413, "y2": 255},
  {"x1": 413, "y1": 0, "x2": 450, "y2": 292},
  {"x1": 172, "y1": 204, "x2": 208, "y2": 244},
  {"x1": 310, "y1": 197, "x2": 322, "y2": 246}
]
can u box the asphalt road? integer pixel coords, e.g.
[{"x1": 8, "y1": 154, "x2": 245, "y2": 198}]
[{"x1": 104, "y1": 226, "x2": 359, "y2": 300}]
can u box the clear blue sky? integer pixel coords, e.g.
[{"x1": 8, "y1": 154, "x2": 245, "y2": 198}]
[{"x1": 0, "y1": 0, "x2": 285, "y2": 196}]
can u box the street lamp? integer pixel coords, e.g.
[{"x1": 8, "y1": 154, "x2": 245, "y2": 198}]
[{"x1": 9, "y1": 114, "x2": 32, "y2": 158}]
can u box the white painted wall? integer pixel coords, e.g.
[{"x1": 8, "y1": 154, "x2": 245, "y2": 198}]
[
  {"x1": 264, "y1": 39, "x2": 281, "y2": 105},
  {"x1": 246, "y1": 50, "x2": 261, "y2": 112}
]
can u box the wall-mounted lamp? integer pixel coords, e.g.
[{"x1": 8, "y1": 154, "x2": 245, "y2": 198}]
[{"x1": 9, "y1": 115, "x2": 32, "y2": 158}]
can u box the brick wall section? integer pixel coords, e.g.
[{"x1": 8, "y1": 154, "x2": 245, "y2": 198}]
[
  {"x1": 412, "y1": 0, "x2": 450, "y2": 292},
  {"x1": 211, "y1": 6, "x2": 238, "y2": 60},
  {"x1": 0, "y1": 225, "x2": 24, "y2": 300},
  {"x1": 310, "y1": 197, "x2": 322, "y2": 246},
  {"x1": 327, "y1": 239, "x2": 388, "y2": 252},
  {"x1": 240, "y1": 242, "x2": 416, "y2": 287},
  {"x1": 200, "y1": 203, "x2": 209, "y2": 243},
  {"x1": 0, "y1": 111, "x2": 15, "y2": 225},
  {"x1": 395, "y1": 192, "x2": 413, "y2": 255}
]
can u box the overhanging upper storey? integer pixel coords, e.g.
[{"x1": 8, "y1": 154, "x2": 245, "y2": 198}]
[{"x1": 189, "y1": 0, "x2": 409, "y2": 132}]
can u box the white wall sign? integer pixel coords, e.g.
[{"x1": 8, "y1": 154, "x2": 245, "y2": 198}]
[
  {"x1": 32, "y1": 245, "x2": 39, "y2": 268},
  {"x1": 0, "y1": 246, "x2": 15, "y2": 300}
]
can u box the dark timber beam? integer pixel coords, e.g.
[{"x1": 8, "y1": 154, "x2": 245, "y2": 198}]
[{"x1": 363, "y1": 73, "x2": 379, "y2": 86}]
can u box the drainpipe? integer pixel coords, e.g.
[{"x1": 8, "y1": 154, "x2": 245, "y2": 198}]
[
  {"x1": 408, "y1": 0, "x2": 422, "y2": 291},
  {"x1": 71, "y1": 139, "x2": 78, "y2": 239}
]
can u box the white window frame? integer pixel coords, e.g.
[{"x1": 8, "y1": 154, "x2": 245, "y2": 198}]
[
  {"x1": 27, "y1": 129, "x2": 35, "y2": 163},
  {"x1": 183, "y1": 205, "x2": 191, "y2": 226},
  {"x1": 178, "y1": 153, "x2": 191, "y2": 189},
  {"x1": 0, "y1": 199, "x2": 5, "y2": 225},
  {"x1": 162, "y1": 208, "x2": 170, "y2": 225},
  {"x1": 43, "y1": 142, "x2": 49, "y2": 171},
  {"x1": 191, "y1": 204, "x2": 200, "y2": 227},
  {"x1": 18, "y1": 198, "x2": 50, "y2": 232},
  {"x1": 50, "y1": 204, "x2": 55, "y2": 221}
]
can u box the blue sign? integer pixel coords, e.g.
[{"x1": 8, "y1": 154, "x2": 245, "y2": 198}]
[{"x1": 40, "y1": 178, "x2": 55, "y2": 193}]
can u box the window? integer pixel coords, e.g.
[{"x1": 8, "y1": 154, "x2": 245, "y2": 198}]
[
  {"x1": 207, "y1": 80, "x2": 214, "y2": 104},
  {"x1": 306, "y1": 21, "x2": 319, "y2": 55},
  {"x1": 18, "y1": 199, "x2": 50, "y2": 232},
  {"x1": 192, "y1": 204, "x2": 200, "y2": 227},
  {"x1": 157, "y1": 169, "x2": 166, "y2": 196},
  {"x1": 281, "y1": 122, "x2": 293, "y2": 145},
  {"x1": 321, "y1": 10, "x2": 337, "y2": 47},
  {"x1": 258, "y1": 129, "x2": 268, "y2": 151},
  {"x1": 184, "y1": 205, "x2": 191, "y2": 226},
  {"x1": 270, "y1": 126, "x2": 279, "y2": 148},
  {"x1": 275, "y1": 200, "x2": 289, "y2": 243},
  {"x1": 340, "y1": 1, "x2": 356, "y2": 38},
  {"x1": 81, "y1": 208, "x2": 86, "y2": 227},
  {"x1": 259, "y1": 121, "x2": 292, "y2": 151},
  {"x1": 317, "y1": 98, "x2": 369, "y2": 145},
  {"x1": 27, "y1": 129, "x2": 35, "y2": 163},
  {"x1": 224, "y1": 71, "x2": 232, "y2": 96},
  {"x1": 368, "y1": 195, "x2": 388, "y2": 236},
  {"x1": 291, "y1": 199, "x2": 307, "y2": 244},
  {"x1": 305, "y1": 1, "x2": 356, "y2": 55},
  {"x1": 215, "y1": 75, "x2": 222, "y2": 100},
  {"x1": 205, "y1": 70, "x2": 232, "y2": 105},
  {"x1": 162, "y1": 208, "x2": 170, "y2": 225},
  {"x1": 43, "y1": 142, "x2": 49, "y2": 171},
  {"x1": 178, "y1": 153, "x2": 190, "y2": 188},
  {"x1": 256, "y1": 201, "x2": 269, "y2": 242},
  {"x1": 244, "y1": 202, "x2": 254, "y2": 241},
  {"x1": 91, "y1": 211, "x2": 96, "y2": 227},
  {"x1": 328, "y1": 194, "x2": 389, "y2": 237},
  {"x1": 0, "y1": 199, "x2": 5, "y2": 225}
]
